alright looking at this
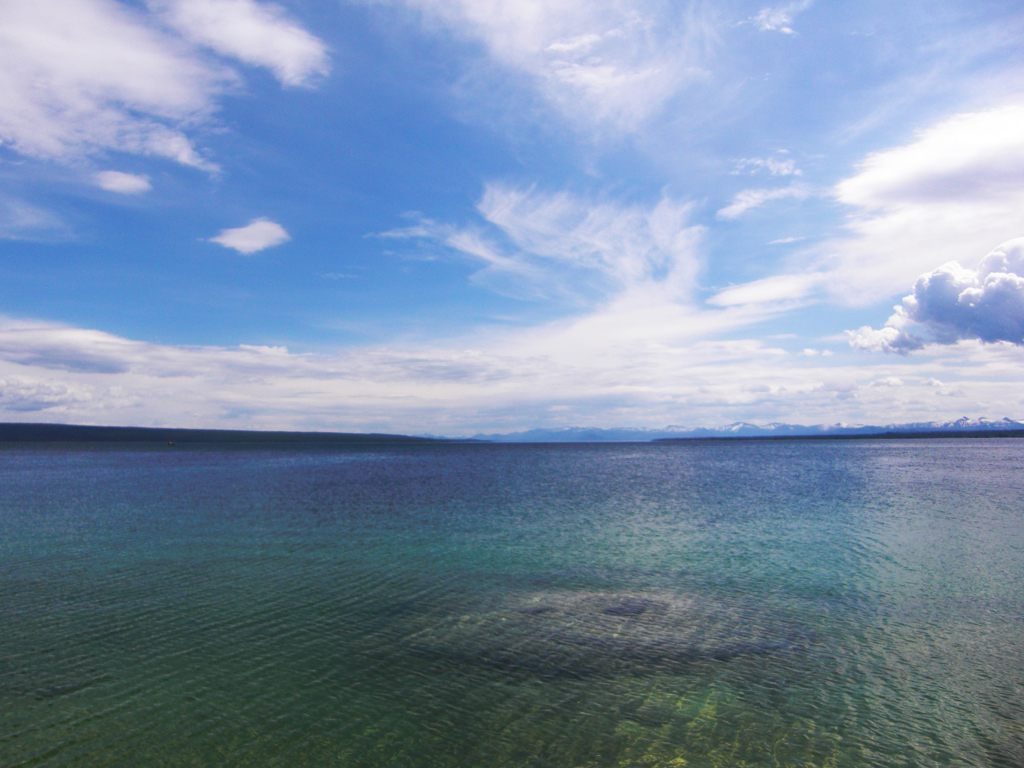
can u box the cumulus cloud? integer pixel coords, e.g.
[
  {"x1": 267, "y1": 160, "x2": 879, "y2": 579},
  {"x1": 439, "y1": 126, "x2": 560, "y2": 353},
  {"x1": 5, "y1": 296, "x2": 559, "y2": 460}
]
[
  {"x1": 847, "y1": 326, "x2": 923, "y2": 354},
  {"x1": 210, "y1": 217, "x2": 290, "y2": 254},
  {"x1": 95, "y1": 171, "x2": 153, "y2": 193},
  {"x1": 0, "y1": 0, "x2": 327, "y2": 171},
  {"x1": 375, "y1": 0, "x2": 715, "y2": 131},
  {"x1": 150, "y1": 0, "x2": 329, "y2": 87},
  {"x1": 716, "y1": 185, "x2": 808, "y2": 219},
  {"x1": 904, "y1": 254, "x2": 1024, "y2": 344},
  {"x1": 848, "y1": 237, "x2": 1024, "y2": 352},
  {"x1": 819, "y1": 102, "x2": 1024, "y2": 302}
]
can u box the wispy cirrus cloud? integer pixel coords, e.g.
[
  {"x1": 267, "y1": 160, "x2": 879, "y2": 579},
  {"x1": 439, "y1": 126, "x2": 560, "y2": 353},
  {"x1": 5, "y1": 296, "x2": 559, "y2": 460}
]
[
  {"x1": 716, "y1": 184, "x2": 809, "y2": 219},
  {"x1": 746, "y1": 0, "x2": 813, "y2": 34},
  {"x1": 707, "y1": 272, "x2": 824, "y2": 307},
  {"x1": 732, "y1": 152, "x2": 801, "y2": 176},
  {"x1": 0, "y1": 195, "x2": 71, "y2": 241},
  {"x1": 371, "y1": 0, "x2": 717, "y2": 132},
  {"x1": 382, "y1": 183, "x2": 704, "y2": 303}
]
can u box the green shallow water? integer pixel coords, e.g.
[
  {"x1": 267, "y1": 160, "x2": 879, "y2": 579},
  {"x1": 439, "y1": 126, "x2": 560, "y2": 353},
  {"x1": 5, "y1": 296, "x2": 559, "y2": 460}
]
[{"x1": 1, "y1": 439, "x2": 1023, "y2": 767}]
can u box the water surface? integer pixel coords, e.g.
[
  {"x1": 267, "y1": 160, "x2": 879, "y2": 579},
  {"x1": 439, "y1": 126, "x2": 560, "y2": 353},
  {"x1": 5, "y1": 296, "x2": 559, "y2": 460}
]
[{"x1": 2, "y1": 440, "x2": 1022, "y2": 766}]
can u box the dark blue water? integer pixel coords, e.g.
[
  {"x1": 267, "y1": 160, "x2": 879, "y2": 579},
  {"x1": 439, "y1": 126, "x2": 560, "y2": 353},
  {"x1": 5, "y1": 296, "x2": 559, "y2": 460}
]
[{"x1": 2, "y1": 440, "x2": 1023, "y2": 766}]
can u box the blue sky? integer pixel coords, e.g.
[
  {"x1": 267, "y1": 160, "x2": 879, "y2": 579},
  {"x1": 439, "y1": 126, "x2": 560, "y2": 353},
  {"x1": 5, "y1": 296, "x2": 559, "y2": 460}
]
[{"x1": 2, "y1": 0, "x2": 1024, "y2": 434}]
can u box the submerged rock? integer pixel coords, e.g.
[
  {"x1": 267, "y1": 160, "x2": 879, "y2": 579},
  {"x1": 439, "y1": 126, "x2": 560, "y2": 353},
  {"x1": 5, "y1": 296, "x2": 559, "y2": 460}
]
[{"x1": 404, "y1": 589, "x2": 810, "y2": 679}]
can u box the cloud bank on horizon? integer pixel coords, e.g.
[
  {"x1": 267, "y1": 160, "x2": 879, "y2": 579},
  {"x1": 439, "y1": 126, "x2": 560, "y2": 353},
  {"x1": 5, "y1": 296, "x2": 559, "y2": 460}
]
[{"x1": 1, "y1": 0, "x2": 1023, "y2": 433}]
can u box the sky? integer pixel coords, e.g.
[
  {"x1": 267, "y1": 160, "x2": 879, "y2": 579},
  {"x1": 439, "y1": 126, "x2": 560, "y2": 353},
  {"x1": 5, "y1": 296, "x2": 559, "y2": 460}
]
[{"x1": 2, "y1": 0, "x2": 1024, "y2": 434}]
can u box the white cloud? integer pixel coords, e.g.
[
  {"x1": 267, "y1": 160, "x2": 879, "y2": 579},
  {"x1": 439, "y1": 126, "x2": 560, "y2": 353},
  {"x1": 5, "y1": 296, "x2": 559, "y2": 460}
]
[
  {"x1": 0, "y1": 377, "x2": 90, "y2": 412},
  {"x1": 0, "y1": 0, "x2": 327, "y2": 171},
  {"x1": 919, "y1": 378, "x2": 963, "y2": 397},
  {"x1": 716, "y1": 185, "x2": 808, "y2": 219},
  {"x1": 747, "y1": 0, "x2": 813, "y2": 34},
  {"x1": 0, "y1": 376, "x2": 88, "y2": 411},
  {"x1": 478, "y1": 185, "x2": 702, "y2": 293},
  {"x1": 385, "y1": 185, "x2": 704, "y2": 303},
  {"x1": 849, "y1": 237, "x2": 1024, "y2": 352},
  {"x1": 378, "y1": 183, "x2": 845, "y2": 412},
  {"x1": 733, "y1": 153, "x2": 801, "y2": 176},
  {"x1": 0, "y1": 196, "x2": 69, "y2": 241},
  {"x1": 0, "y1": 312, "x2": 1020, "y2": 433},
  {"x1": 819, "y1": 101, "x2": 1024, "y2": 303},
  {"x1": 905, "y1": 254, "x2": 1024, "y2": 344},
  {"x1": 847, "y1": 325, "x2": 923, "y2": 354},
  {"x1": 95, "y1": 170, "x2": 153, "y2": 193},
  {"x1": 210, "y1": 217, "x2": 290, "y2": 254},
  {"x1": 707, "y1": 272, "x2": 824, "y2": 307},
  {"x1": 150, "y1": 0, "x2": 329, "y2": 87},
  {"x1": 837, "y1": 104, "x2": 1024, "y2": 209},
  {"x1": 0, "y1": 322, "x2": 141, "y2": 373},
  {"x1": 0, "y1": 0, "x2": 223, "y2": 169},
  {"x1": 374, "y1": 0, "x2": 716, "y2": 131},
  {"x1": 367, "y1": 182, "x2": 866, "y2": 426}
]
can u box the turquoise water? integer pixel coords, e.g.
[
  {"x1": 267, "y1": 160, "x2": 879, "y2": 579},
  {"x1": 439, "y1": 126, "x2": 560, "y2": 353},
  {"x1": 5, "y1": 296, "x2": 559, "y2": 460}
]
[{"x1": 2, "y1": 439, "x2": 1023, "y2": 767}]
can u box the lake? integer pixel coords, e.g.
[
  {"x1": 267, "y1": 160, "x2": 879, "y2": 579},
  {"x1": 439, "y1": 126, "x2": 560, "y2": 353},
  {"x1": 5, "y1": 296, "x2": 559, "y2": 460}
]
[{"x1": 2, "y1": 439, "x2": 1022, "y2": 767}]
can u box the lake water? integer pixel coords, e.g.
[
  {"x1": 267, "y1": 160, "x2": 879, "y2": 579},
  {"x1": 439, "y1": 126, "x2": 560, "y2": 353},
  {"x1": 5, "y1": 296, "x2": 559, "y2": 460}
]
[{"x1": 2, "y1": 439, "x2": 1023, "y2": 767}]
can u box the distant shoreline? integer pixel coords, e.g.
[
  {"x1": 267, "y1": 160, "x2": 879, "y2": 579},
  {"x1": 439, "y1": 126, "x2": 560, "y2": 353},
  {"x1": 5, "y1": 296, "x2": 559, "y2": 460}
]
[
  {"x1": 0, "y1": 423, "x2": 444, "y2": 444},
  {"x1": 2, "y1": 422, "x2": 1023, "y2": 444}
]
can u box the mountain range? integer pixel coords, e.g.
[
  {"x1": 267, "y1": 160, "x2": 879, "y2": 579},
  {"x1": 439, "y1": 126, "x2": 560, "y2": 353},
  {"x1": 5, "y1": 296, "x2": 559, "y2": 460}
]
[{"x1": 470, "y1": 417, "x2": 1024, "y2": 443}]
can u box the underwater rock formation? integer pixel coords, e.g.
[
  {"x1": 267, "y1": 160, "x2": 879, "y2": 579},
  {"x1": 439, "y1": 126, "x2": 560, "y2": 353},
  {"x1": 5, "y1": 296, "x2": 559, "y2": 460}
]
[{"x1": 404, "y1": 590, "x2": 811, "y2": 679}]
